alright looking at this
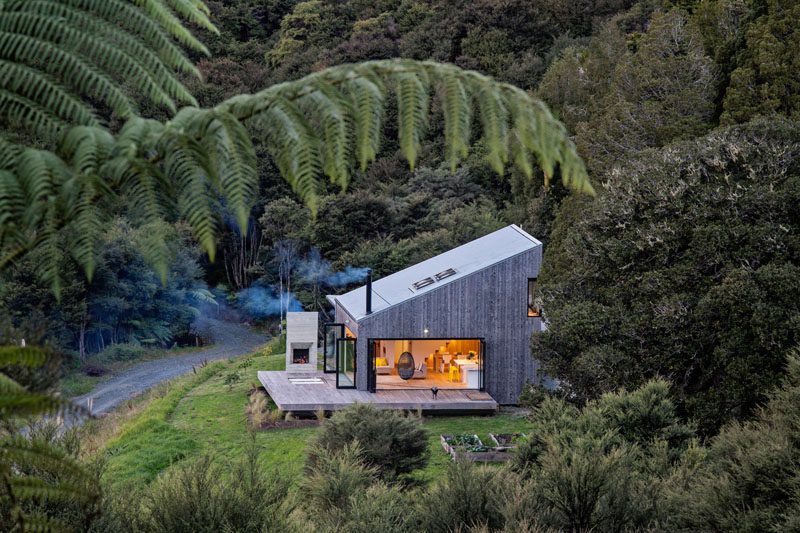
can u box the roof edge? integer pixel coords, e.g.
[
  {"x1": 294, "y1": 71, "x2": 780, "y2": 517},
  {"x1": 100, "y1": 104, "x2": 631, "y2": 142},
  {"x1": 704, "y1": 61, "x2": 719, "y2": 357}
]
[
  {"x1": 510, "y1": 224, "x2": 542, "y2": 246},
  {"x1": 344, "y1": 244, "x2": 542, "y2": 323}
]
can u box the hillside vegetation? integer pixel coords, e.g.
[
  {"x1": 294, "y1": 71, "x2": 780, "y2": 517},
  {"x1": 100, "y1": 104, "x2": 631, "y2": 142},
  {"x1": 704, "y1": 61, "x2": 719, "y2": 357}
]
[{"x1": 2, "y1": 0, "x2": 799, "y2": 531}]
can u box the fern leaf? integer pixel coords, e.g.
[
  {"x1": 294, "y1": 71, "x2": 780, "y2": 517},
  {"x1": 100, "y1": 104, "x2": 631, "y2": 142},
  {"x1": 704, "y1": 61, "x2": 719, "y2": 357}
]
[
  {"x1": 438, "y1": 69, "x2": 472, "y2": 172},
  {"x1": 0, "y1": 345, "x2": 52, "y2": 368},
  {"x1": 393, "y1": 68, "x2": 430, "y2": 170},
  {"x1": 343, "y1": 72, "x2": 384, "y2": 171},
  {"x1": 133, "y1": 0, "x2": 211, "y2": 54}
]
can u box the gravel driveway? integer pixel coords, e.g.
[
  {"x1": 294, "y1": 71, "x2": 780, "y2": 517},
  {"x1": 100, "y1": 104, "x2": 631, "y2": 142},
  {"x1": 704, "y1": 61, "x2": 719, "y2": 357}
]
[{"x1": 73, "y1": 317, "x2": 268, "y2": 417}]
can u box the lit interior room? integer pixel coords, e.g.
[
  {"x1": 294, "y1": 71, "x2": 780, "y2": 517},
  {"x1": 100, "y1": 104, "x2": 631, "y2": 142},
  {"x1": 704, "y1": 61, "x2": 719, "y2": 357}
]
[{"x1": 372, "y1": 339, "x2": 483, "y2": 390}]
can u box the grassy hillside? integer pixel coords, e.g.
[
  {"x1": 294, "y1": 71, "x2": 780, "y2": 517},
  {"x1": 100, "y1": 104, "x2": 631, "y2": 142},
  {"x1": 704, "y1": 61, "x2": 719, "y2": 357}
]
[{"x1": 98, "y1": 340, "x2": 530, "y2": 487}]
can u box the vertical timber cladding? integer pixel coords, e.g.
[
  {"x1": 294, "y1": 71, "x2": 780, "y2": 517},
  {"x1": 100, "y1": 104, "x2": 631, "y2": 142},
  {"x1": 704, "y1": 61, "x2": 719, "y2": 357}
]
[{"x1": 352, "y1": 247, "x2": 543, "y2": 404}]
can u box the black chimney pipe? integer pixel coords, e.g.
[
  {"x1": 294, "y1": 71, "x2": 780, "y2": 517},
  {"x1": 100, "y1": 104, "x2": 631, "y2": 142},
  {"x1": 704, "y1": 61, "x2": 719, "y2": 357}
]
[{"x1": 365, "y1": 268, "x2": 373, "y2": 314}]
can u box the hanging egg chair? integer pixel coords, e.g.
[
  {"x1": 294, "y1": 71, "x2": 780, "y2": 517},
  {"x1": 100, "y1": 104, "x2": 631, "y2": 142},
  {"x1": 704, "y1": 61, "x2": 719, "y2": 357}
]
[{"x1": 397, "y1": 351, "x2": 414, "y2": 380}]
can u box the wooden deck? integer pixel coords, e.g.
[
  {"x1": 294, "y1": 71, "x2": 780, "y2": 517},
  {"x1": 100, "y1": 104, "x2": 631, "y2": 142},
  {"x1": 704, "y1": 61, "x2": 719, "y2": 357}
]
[{"x1": 257, "y1": 371, "x2": 498, "y2": 414}]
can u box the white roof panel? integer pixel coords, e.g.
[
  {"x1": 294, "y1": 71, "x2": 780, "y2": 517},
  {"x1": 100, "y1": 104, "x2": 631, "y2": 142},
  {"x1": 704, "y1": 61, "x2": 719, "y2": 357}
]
[{"x1": 328, "y1": 225, "x2": 540, "y2": 321}]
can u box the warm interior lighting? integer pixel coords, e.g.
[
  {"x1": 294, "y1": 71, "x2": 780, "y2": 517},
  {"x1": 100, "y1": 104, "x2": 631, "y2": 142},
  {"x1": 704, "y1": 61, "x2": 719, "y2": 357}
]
[{"x1": 527, "y1": 278, "x2": 539, "y2": 317}]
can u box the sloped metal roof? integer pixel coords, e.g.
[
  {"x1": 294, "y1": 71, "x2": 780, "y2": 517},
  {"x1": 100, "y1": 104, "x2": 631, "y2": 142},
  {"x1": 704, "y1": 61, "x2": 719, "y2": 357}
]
[{"x1": 326, "y1": 224, "x2": 541, "y2": 321}]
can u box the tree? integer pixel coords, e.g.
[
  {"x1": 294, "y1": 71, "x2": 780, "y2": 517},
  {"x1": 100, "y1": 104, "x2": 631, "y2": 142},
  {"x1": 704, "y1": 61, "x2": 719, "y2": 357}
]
[
  {"x1": 535, "y1": 118, "x2": 800, "y2": 433},
  {"x1": 575, "y1": 9, "x2": 717, "y2": 173},
  {"x1": 719, "y1": 0, "x2": 800, "y2": 124}
]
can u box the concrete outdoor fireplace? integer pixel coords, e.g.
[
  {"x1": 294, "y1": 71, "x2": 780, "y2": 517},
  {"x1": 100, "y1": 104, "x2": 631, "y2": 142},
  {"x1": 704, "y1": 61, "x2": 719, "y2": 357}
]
[{"x1": 285, "y1": 312, "x2": 318, "y2": 373}]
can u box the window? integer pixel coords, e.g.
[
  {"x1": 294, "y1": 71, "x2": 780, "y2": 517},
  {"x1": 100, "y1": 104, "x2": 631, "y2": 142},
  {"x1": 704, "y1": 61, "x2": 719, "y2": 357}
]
[{"x1": 527, "y1": 278, "x2": 539, "y2": 317}]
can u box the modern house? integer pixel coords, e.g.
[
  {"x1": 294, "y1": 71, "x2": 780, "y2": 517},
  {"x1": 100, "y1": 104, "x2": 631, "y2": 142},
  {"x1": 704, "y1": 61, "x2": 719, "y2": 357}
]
[{"x1": 258, "y1": 224, "x2": 544, "y2": 413}]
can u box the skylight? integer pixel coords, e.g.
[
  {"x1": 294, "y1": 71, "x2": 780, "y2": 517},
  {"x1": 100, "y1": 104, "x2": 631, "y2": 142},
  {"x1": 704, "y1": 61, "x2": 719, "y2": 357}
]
[
  {"x1": 411, "y1": 277, "x2": 435, "y2": 290},
  {"x1": 434, "y1": 268, "x2": 457, "y2": 281}
]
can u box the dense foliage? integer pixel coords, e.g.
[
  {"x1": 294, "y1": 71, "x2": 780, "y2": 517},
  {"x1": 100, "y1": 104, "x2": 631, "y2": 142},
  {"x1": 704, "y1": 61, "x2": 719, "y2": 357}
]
[
  {"x1": 307, "y1": 402, "x2": 429, "y2": 479},
  {"x1": 536, "y1": 118, "x2": 800, "y2": 431},
  {"x1": 3, "y1": 0, "x2": 800, "y2": 529},
  {"x1": 21, "y1": 356, "x2": 800, "y2": 532}
]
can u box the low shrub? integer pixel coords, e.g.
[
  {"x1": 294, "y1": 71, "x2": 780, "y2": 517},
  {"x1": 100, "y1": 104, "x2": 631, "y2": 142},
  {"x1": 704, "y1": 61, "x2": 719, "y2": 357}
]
[
  {"x1": 223, "y1": 370, "x2": 239, "y2": 390},
  {"x1": 300, "y1": 443, "x2": 416, "y2": 533},
  {"x1": 307, "y1": 403, "x2": 428, "y2": 479},
  {"x1": 417, "y1": 460, "x2": 504, "y2": 533},
  {"x1": 301, "y1": 442, "x2": 377, "y2": 513},
  {"x1": 138, "y1": 445, "x2": 294, "y2": 533},
  {"x1": 101, "y1": 343, "x2": 147, "y2": 362},
  {"x1": 510, "y1": 435, "x2": 546, "y2": 474}
]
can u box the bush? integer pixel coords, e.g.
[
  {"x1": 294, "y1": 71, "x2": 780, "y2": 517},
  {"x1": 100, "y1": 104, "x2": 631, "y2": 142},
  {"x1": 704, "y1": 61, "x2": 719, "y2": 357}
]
[
  {"x1": 223, "y1": 370, "x2": 240, "y2": 390},
  {"x1": 300, "y1": 443, "x2": 417, "y2": 532},
  {"x1": 307, "y1": 403, "x2": 428, "y2": 479},
  {"x1": 672, "y1": 352, "x2": 800, "y2": 531},
  {"x1": 417, "y1": 460, "x2": 504, "y2": 533},
  {"x1": 301, "y1": 442, "x2": 377, "y2": 513},
  {"x1": 101, "y1": 343, "x2": 147, "y2": 362},
  {"x1": 138, "y1": 445, "x2": 293, "y2": 533}
]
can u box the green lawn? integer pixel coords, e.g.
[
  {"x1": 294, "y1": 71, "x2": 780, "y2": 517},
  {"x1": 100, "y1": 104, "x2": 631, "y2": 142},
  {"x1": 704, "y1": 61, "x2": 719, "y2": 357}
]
[{"x1": 99, "y1": 341, "x2": 531, "y2": 487}]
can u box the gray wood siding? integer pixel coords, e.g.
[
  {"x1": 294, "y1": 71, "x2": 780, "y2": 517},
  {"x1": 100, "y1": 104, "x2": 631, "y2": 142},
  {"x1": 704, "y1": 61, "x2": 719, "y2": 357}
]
[{"x1": 338, "y1": 246, "x2": 543, "y2": 404}]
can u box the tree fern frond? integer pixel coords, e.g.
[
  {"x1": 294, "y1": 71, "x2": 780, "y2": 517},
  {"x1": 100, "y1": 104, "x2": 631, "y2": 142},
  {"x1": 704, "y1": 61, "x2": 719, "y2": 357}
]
[
  {"x1": 10, "y1": 476, "x2": 94, "y2": 506},
  {"x1": 300, "y1": 80, "x2": 353, "y2": 189},
  {"x1": 0, "y1": 31, "x2": 137, "y2": 119},
  {"x1": 1, "y1": 59, "x2": 592, "y2": 296},
  {"x1": 0, "y1": 345, "x2": 53, "y2": 368},
  {"x1": 161, "y1": 0, "x2": 216, "y2": 33},
  {"x1": 0, "y1": 0, "x2": 214, "y2": 139},
  {"x1": 218, "y1": 59, "x2": 592, "y2": 206},
  {"x1": 343, "y1": 73, "x2": 384, "y2": 171},
  {"x1": 469, "y1": 72, "x2": 508, "y2": 174},
  {"x1": 393, "y1": 68, "x2": 430, "y2": 170},
  {"x1": 0, "y1": 60, "x2": 99, "y2": 127},
  {"x1": 0, "y1": 11, "x2": 184, "y2": 113},
  {"x1": 133, "y1": 0, "x2": 211, "y2": 53},
  {"x1": 17, "y1": 0, "x2": 203, "y2": 77},
  {"x1": 0, "y1": 372, "x2": 25, "y2": 395},
  {"x1": 166, "y1": 139, "x2": 219, "y2": 261},
  {"x1": 203, "y1": 111, "x2": 258, "y2": 232},
  {"x1": 0, "y1": 391, "x2": 84, "y2": 419},
  {"x1": 2, "y1": 435, "x2": 89, "y2": 476},
  {"x1": 438, "y1": 70, "x2": 472, "y2": 172},
  {"x1": 0, "y1": 88, "x2": 71, "y2": 138},
  {"x1": 258, "y1": 97, "x2": 323, "y2": 213},
  {"x1": 6, "y1": 511, "x2": 70, "y2": 533}
]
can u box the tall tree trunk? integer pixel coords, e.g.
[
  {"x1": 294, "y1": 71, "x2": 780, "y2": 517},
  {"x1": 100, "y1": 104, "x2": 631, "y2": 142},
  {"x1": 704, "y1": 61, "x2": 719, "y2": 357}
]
[
  {"x1": 78, "y1": 316, "x2": 87, "y2": 366},
  {"x1": 279, "y1": 275, "x2": 284, "y2": 334}
]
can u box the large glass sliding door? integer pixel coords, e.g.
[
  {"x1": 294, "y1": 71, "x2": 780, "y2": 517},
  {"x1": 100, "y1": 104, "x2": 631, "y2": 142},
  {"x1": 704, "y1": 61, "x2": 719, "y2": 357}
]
[
  {"x1": 336, "y1": 338, "x2": 356, "y2": 388},
  {"x1": 322, "y1": 323, "x2": 344, "y2": 374},
  {"x1": 369, "y1": 338, "x2": 485, "y2": 390}
]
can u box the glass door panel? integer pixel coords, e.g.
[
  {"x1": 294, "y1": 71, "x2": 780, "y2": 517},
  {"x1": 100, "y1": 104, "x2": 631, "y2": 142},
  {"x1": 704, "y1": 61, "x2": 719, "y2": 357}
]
[
  {"x1": 479, "y1": 339, "x2": 485, "y2": 390},
  {"x1": 323, "y1": 323, "x2": 344, "y2": 373},
  {"x1": 336, "y1": 338, "x2": 356, "y2": 388}
]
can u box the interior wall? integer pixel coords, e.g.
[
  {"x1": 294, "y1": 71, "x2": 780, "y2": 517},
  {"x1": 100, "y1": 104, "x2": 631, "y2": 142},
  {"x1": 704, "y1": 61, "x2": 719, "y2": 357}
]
[{"x1": 378, "y1": 339, "x2": 481, "y2": 367}]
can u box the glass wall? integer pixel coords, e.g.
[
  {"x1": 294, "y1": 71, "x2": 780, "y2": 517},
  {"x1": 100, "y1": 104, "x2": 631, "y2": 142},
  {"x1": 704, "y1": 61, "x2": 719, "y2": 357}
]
[
  {"x1": 336, "y1": 338, "x2": 356, "y2": 388},
  {"x1": 323, "y1": 323, "x2": 343, "y2": 373},
  {"x1": 371, "y1": 338, "x2": 484, "y2": 390}
]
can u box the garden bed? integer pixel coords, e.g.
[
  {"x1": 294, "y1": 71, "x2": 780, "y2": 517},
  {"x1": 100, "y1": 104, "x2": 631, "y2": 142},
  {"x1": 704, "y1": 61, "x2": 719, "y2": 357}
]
[
  {"x1": 440, "y1": 434, "x2": 512, "y2": 462},
  {"x1": 489, "y1": 432, "x2": 526, "y2": 449}
]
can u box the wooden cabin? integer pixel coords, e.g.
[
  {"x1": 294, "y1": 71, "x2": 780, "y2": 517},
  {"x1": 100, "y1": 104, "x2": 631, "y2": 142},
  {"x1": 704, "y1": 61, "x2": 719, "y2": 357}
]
[{"x1": 259, "y1": 224, "x2": 544, "y2": 412}]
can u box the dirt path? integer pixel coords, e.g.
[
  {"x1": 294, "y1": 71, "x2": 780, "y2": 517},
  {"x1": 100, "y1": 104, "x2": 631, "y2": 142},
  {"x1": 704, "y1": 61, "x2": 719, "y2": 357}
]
[{"x1": 73, "y1": 317, "x2": 268, "y2": 417}]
